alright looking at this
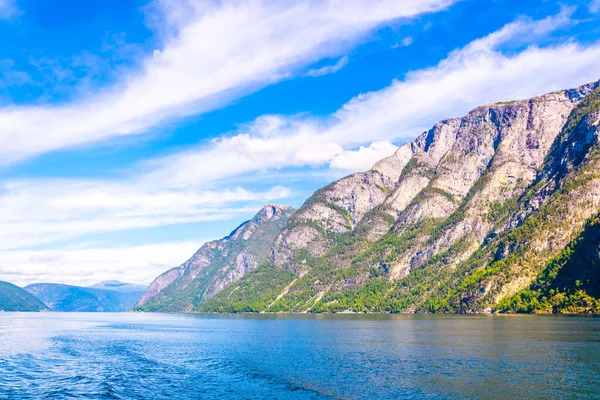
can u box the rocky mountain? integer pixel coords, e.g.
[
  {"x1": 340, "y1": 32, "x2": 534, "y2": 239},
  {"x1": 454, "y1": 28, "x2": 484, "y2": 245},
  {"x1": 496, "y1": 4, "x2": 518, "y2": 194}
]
[
  {"x1": 496, "y1": 213, "x2": 600, "y2": 313},
  {"x1": 0, "y1": 281, "x2": 49, "y2": 312},
  {"x1": 135, "y1": 205, "x2": 295, "y2": 311},
  {"x1": 196, "y1": 80, "x2": 600, "y2": 314},
  {"x1": 140, "y1": 80, "x2": 600, "y2": 314},
  {"x1": 25, "y1": 282, "x2": 146, "y2": 312}
]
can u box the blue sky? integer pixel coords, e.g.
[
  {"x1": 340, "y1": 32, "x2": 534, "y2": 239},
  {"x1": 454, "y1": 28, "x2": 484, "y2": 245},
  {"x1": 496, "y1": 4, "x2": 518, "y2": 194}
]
[{"x1": 1, "y1": 0, "x2": 600, "y2": 286}]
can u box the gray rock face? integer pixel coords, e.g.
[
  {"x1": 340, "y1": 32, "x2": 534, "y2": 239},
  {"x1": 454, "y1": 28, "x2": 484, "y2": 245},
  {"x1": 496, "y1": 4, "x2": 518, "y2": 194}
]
[
  {"x1": 271, "y1": 148, "x2": 414, "y2": 270},
  {"x1": 134, "y1": 267, "x2": 184, "y2": 308},
  {"x1": 272, "y1": 81, "x2": 600, "y2": 278},
  {"x1": 372, "y1": 143, "x2": 415, "y2": 182},
  {"x1": 386, "y1": 87, "x2": 589, "y2": 277},
  {"x1": 135, "y1": 204, "x2": 294, "y2": 311}
]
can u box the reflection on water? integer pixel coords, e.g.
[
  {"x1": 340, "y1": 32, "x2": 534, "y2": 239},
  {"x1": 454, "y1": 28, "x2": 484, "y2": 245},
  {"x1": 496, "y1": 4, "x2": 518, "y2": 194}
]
[{"x1": 0, "y1": 313, "x2": 598, "y2": 399}]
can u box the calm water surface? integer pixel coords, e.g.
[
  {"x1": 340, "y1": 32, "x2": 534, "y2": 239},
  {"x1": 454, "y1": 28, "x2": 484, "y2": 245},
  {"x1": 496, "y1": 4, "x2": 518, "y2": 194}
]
[{"x1": 0, "y1": 313, "x2": 598, "y2": 399}]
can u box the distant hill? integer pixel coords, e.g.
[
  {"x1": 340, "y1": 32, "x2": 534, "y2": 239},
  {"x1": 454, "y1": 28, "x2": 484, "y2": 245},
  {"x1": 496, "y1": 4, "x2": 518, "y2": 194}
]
[
  {"x1": 25, "y1": 282, "x2": 146, "y2": 312},
  {"x1": 0, "y1": 281, "x2": 49, "y2": 312}
]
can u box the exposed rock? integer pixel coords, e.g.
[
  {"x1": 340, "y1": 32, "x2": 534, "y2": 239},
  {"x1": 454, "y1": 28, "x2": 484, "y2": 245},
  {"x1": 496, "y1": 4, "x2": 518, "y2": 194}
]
[{"x1": 135, "y1": 204, "x2": 294, "y2": 311}]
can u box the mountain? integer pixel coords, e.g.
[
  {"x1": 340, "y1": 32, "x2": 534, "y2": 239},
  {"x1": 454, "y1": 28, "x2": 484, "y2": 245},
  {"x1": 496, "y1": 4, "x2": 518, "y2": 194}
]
[
  {"x1": 144, "y1": 80, "x2": 600, "y2": 314},
  {"x1": 496, "y1": 213, "x2": 600, "y2": 314},
  {"x1": 0, "y1": 281, "x2": 49, "y2": 312},
  {"x1": 135, "y1": 205, "x2": 295, "y2": 311},
  {"x1": 25, "y1": 282, "x2": 146, "y2": 312}
]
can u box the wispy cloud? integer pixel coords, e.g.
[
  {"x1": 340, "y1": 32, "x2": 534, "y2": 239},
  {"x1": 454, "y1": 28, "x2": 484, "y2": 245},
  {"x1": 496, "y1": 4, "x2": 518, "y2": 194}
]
[
  {"x1": 7, "y1": 11, "x2": 597, "y2": 240},
  {"x1": 591, "y1": 0, "x2": 600, "y2": 13},
  {"x1": 465, "y1": 6, "x2": 575, "y2": 51},
  {"x1": 137, "y1": 10, "x2": 600, "y2": 188},
  {"x1": 304, "y1": 56, "x2": 349, "y2": 77},
  {"x1": 0, "y1": 59, "x2": 32, "y2": 89},
  {"x1": 0, "y1": 241, "x2": 206, "y2": 286},
  {"x1": 0, "y1": 0, "x2": 456, "y2": 165},
  {"x1": 1, "y1": 8, "x2": 599, "y2": 286},
  {"x1": 330, "y1": 141, "x2": 399, "y2": 171},
  {"x1": 392, "y1": 36, "x2": 414, "y2": 48},
  {"x1": 0, "y1": 180, "x2": 290, "y2": 250},
  {"x1": 0, "y1": 0, "x2": 17, "y2": 19},
  {"x1": 5, "y1": 10, "x2": 595, "y2": 219}
]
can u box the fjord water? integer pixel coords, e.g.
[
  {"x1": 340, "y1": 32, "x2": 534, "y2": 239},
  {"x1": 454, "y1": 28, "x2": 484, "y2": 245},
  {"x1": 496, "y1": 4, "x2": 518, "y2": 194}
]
[{"x1": 0, "y1": 314, "x2": 598, "y2": 399}]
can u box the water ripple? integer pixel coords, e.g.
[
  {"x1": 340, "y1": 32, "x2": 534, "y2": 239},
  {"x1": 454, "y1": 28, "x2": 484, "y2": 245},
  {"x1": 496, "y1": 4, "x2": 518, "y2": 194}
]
[{"x1": 0, "y1": 313, "x2": 599, "y2": 399}]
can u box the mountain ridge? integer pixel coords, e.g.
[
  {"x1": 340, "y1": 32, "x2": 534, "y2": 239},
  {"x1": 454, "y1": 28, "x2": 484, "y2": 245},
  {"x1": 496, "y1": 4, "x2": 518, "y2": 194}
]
[
  {"x1": 0, "y1": 281, "x2": 49, "y2": 312},
  {"x1": 139, "y1": 79, "x2": 600, "y2": 314},
  {"x1": 135, "y1": 204, "x2": 295, "y2": 311},
  {"x1": 25, "y1": 282, "x2": 146, "y2": 312}
]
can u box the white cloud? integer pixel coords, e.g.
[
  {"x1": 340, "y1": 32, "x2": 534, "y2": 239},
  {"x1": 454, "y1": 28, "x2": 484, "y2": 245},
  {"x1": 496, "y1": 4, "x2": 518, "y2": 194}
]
[
  {"x1": 0, "y1": 0, "x2": 17, "y2": 19},
  {"x1": 137, "y1": 11, "x2": 600, "y2": 189},
  {"x1": 138, "y1": 114, "x2": 346, "y2": 188},
  {"x1": 392, "y1": 36, "x2": 414, "y2": 48},
  {"x1": 0, "y1": 0, "x2": 455, "y2": 165},
  {"x1": 1, "y1": 11, "x2": 594, "y2": 252},
  {"x1": 304, "y1": 56, "x2": 349, "y2": 77},
  {"x1": 464, "y1": 6, "x2": 575, "y2": 53},
  {"x1": 590, "y1": 0, "x2": 600, "y2": 13},
  {"x1": 330, "y1": 141, "x2": 398, "y2": 171},
  {"x1": 0, "y1": 59, "x2": 32, "y2": 89},
  {"x1": 0, "y1": 180, "x2": 291, "y2": 250},
  {"x1": 0, "y1": 241, "x2": 205, "y2": 286},
  {"x1": 2, "y1": 9, "x2": 599, "y2": 286}
]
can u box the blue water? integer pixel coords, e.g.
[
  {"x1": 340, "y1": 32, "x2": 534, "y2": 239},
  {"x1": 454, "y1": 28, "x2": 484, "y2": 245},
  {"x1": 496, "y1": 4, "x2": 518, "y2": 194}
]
[{"x1": 0, "y1": 313, "x2": 599, "y2": 399}]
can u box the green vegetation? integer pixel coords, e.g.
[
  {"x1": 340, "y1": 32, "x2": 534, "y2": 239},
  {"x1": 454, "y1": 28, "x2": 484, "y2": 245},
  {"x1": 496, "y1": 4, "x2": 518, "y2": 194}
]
[
  {"x1": 401, "y1": 157, "x2": 435, "y2": 178},
  {"x1": 409, "y1": 186, "x2": 458, "y2": 206},
  {"x1": 432, "y1": 91, "x2": 600, "y2": 312},
  {"x1": 543, "y1": 86, "x2": 600, "y2": 175},
  {"x1": 328, "y1": 203, "x2": 352, "y2": 222},
  {"x1": 200, "y1": 264, "x2": 296, "y2": 313},
  {"x1": 496, "y1": 212, "x2": 600, "y2": 314}
]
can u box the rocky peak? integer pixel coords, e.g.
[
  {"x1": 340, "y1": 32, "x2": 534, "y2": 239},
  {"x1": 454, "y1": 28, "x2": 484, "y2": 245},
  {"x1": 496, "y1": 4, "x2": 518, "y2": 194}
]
[
  {"x1": 254, "y1": 204, "x2": 294, "y2": 224},
  {"x1": 371, "y1": 143, "x2": 415, "y2": 181},
  {"x1": 565, "y1": 80, "x2": 600, "y2": 101}
]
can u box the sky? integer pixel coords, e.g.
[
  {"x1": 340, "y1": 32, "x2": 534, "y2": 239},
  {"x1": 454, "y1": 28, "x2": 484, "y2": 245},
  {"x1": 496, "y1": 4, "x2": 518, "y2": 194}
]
[{"x1": 1, "y1": 0, "x2": 600, "y2": 287}]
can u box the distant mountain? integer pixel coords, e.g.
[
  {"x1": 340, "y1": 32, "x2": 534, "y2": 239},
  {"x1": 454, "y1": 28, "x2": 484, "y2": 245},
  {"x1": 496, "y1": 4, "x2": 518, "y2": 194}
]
[
  {"x1": 88, "y1": 281, "x2": 147, "y2": 293},
  {"x1": 25, "y1": 282, "x2": 146, "y2": 312},
  {"x1": 0, "y1": 281, "x2": 49, "y2": 312},
  {"x1": 135, "y1": 205, "x2": 294, "y2": 312}
]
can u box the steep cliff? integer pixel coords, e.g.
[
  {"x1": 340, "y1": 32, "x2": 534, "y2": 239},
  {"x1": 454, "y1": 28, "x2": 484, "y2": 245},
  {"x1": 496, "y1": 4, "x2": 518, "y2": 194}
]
[
  {"x1": 198, "y1": 80, "x2": 600, "y2": 314},
  {"x1": 135, "y1": 205, "x2": 294, "y2": 311}
]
